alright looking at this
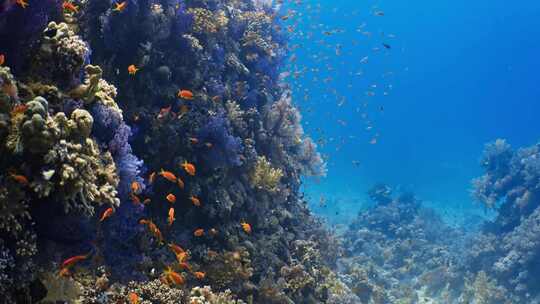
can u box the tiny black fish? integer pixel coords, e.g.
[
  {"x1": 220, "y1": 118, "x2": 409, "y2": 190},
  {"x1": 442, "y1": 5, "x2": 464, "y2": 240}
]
[{"x1": 382, "y1": 43, "x2": 391, "y2": 49}]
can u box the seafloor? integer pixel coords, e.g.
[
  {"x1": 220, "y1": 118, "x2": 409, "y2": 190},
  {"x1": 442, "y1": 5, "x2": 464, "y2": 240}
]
[{"x1": 0, "y1": 0, "x2": 539, "y2": 303}]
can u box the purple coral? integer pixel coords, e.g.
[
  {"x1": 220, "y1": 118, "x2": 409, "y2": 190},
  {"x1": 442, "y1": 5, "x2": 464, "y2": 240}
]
[
  {"x1": 196, "y1": 112, "x2": 243, "y2": 169},
  {"x1": 90, "y1": 103, "x2": 144, "y2": 198}
]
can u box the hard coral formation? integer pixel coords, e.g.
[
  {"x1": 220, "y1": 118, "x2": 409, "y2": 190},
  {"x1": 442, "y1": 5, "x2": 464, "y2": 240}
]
[
  {"x1": 249, "y1": 155, "x2": 283, "y2": 192},
  {"x1": 189, "y1": 285, "x2": 246, "y2": 304}
]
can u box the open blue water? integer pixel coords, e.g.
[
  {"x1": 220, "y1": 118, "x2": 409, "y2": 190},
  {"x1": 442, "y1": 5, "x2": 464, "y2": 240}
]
[{"x1": 287, "y1": 0, "x2": 540, "y2": 225}]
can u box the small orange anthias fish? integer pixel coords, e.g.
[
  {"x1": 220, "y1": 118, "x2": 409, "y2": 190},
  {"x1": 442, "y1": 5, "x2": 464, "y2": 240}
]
[
  {"x1": 181, "y1": 161, "x2": 196, "y2": 176},
  {"x1": 99, "y1": 207, "x2": 114, "y2": 222},
  {"x1": 140, "y1": 219, "x2": 164, "y2": 243},
  {"x1": 128, "y1": 64, "x2": 138, "y2": 75},
  {"x1": 0, "y1": 54, "x2": 5, "y2": 66},
  {"x1": 240, "y1": 222, "x2": 252, "y2": 234},
  {"x1": 176, "y1": 251, "x2": 189, "y2": 264},
  {"x1": 193, "y1": 228, "x2": 204, "y2": 237},
  {"x1": 167, "y1": 207, "x2": 175, "y2": 226},
  {"x1": 131, "y1": 181, "x2": 141, "y2": 194},
  {"x1": 62, "y1": 1, "x2": 79, "y2": 13},
  {"x1": 113, "y1": 1, "x2": 127, "y2": 12},
  {"x1": 166, "y1": 193, "x2": 176, "y2": 204},
  {"x1": 189, "y1": 196, "x2": 201, "y2": 207},
  {"x1": 128, "y1": 292, "x2": 139, "y2": 304},
  {"x1": 10, "y1": 173, "x2": 28, "y2": 185},
  {"x1": 178, "y1": 262, "x2": 191, "y2": 271},
  {"x1": 162, "y1": 266, "x2": 185, "y2": 286},
  {"x1": 61, "y1": 253, "x2": 89, "y2": 269},
  {"x1": 168, "y1": 243, "x2": 185, "y2": 255},
  {"x1": 58, "y1": 267, "x2": 71, "y2": 277},
  {"x1": 193, "y1": 271, "x2": 205, "y2": 280},
  {"x1": 177, "y1": 89, "x2": 194, "y2": 100},
  {"x1": 16, "y1": 0, "x2": 29, "y2": 8},
  {"x1": 159, "y1": 169, "x2": 177, "y2": 183},
  {"x1": 189, "y1": 137, "x2": 199, "y2": 144}
]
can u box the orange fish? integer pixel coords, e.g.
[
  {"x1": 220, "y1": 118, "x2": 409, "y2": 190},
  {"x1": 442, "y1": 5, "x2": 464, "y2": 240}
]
[
  {"x1": 177, "y1": 89, "x2": 194, "y2": 100},
  {"x1": 130, "y1": 193, "x2": 141, "y2": 205},
  {"x1": 0, "y1": 54, "x2": 5, "y2": 66},
  {"x1": 167, "y1": 207, "x2": 175, "y2": 226},
  {"x1": 189, "y1": 196, "x2": 201, "y2": 207},
  {"x1": 16, "y1": 0, "x2": 28, "y2": 8},
  {"x1": 240, "y1": 222, "x2": 252, "y2": 234},
  {"x1": 10, "y1": 173, "x2": 28, "y2": 185},
  {"x1": 113, "y1": 1, "x2": 127, "y2": 12},
  {"x1": 181, "y1": 161, "x2": 196, "y2": 176},
  {"x1": 128, "y1": 292, "x2": 139, "y2": 304},
  {"x1": 168, "y1": 243, "x2": 185, "y2": 255},
  {"x1": 157, "y1": 105, "x2": 172, "y2": 119},
  {"x1": 193, "y1": 228, "x2": 204, "y2": 237},
  {"x1": 61, "y1": 254, "x2": 88, "y2": 269},
  {"x1": 140, "y1": 219, "x2": 164, "y2": 243},
  {"x1": 211, "y1": 95, "x2": 221, "y2": 103},
  {"x1": 189, "y1": 137, "x2": 199, "y2": 144},
  {"x1": 205, "y1": 142, "x2": 213, "y2": 148},
  {"x1": 62, "y1": 1, "x2": 79, "y2": 13},
  {"x1": 143, "y1": 198, "x2": 151, "y2": 204},
  {"x1": 177, "y1": 178, "x2": 184, "y2": 190},
  {"x1": 58, "y1": 267, "x2": 71, "y2": 277},
  {"x1": 176, "y1": 251, "x2": 189, "y2": 263},
  {"x1": 10, "y1": 104, "x2": 28, "y2": 116},
  {"x1": 178, "y1": 262, "x2": 191, "y2": 272},
  {"x1": 166, "y1": 193, "x2": 176, "y2": 204},
  {"x1": 99, "y1": 207, "x2": 114, "y2": 222},
  {"x1": 159, "y1": 170, "x2": 177, "y2": 183},
  {"x1": 131, "y1": 181, "x2": 141, "y2": 194},
  {"x1": 193, "y1": 271, "x2": 205, "y2": 280},
  {"x1": 128, "y1": 64, "x2": 138, "y2": 75},
  {"x1": 163, "y1": 267, "x2": 185, "y2": 285}
]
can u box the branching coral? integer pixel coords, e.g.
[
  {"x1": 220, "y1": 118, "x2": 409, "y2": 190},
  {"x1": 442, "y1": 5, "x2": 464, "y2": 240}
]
[
  {"x1": 188, "y1": 8, "x2": 228, "y2": 34},
  {"x1": 249, "y1": 155, "x2": 283, "y2": 192},
  {"x1": 33, "y1": 22, "x2": 91, "y2": 88},
  {"x1": 262, "y1": 92, "x2": 326, "y2": 177},
  {"x1": 189, "y1": 285, "x2": 246, "y2": 304},
  {"x1": 205, "y1": 248, "x2": 253, "y2": 290},
  {"x1": 472, "y1": 139, "x2": 540, "y2": 230},
  {"x1": 461, "y1": 271, "x2": 509, "y2": 304}
]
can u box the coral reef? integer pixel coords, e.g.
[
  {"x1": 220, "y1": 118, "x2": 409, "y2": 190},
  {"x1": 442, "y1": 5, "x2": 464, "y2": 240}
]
[{"x1": 0, "y1": 0, "x2": 341, "y2": 302}]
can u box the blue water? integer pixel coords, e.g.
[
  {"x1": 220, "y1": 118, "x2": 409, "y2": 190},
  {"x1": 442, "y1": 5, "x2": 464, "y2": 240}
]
[{"x1": 288, "y1": 0, "x2": 540, "y2": 224}]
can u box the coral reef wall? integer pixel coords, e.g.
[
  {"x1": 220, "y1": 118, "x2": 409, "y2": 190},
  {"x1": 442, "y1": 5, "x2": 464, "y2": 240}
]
[{"x1": 0, "y1": 0, "x2": 341, "y2": 303}]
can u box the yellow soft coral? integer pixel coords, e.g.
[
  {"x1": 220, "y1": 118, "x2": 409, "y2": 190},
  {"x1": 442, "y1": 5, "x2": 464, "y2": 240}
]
[{"x1": 249, "y1": 156, "x2": 283, "y2": 192}]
